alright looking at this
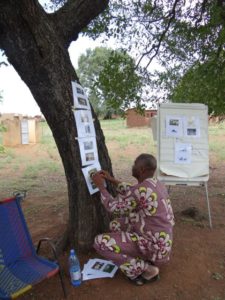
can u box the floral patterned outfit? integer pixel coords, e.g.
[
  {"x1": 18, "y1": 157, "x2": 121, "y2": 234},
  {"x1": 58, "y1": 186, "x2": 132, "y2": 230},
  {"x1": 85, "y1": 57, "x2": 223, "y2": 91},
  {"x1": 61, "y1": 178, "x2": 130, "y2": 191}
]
[{"x1": 93, "y1": 178, "x2": 175, "y2": 279}]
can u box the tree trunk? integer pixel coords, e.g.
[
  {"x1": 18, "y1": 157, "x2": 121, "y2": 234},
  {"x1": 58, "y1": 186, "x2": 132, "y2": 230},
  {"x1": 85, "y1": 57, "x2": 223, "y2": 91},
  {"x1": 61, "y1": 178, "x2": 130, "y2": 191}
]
[{"x1": 0, "y1": 0, "x2": 111, "y2": 251}]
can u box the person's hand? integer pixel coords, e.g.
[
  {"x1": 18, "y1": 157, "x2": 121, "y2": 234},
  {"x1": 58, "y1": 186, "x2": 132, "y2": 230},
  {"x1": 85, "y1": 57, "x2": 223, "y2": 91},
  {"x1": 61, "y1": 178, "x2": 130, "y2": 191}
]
[
  {"x1": 99, "y1": 170, "x2": 121, "y2": 186},
  {"x1": 91, "y1": 172, "x2": 105, "y2": 191},
  {"x1": 99, "y1": 170, "x2": 112, "y2": 180}
]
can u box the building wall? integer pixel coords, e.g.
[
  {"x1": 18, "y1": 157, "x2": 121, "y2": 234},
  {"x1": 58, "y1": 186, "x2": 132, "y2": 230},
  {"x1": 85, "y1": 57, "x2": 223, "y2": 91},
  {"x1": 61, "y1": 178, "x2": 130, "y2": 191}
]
[
  {"x1": 35, "y1": 121, "x2": 42, "y2": 143},
  {"x1": 0, "y1": 113, "x2": 23, "y2": 121},
  {"x1": 126, "y1": 108, "x2": 157, "y2": 127},
  {"x1": 28, "y1": 119, "x2": 36, "y2": 143},
  {"x1": 0, "y1": 114, "x2": 41, "y2": 146},
  {"x1": 2, "y1": 118, "x2": 21, "y2": 146}
]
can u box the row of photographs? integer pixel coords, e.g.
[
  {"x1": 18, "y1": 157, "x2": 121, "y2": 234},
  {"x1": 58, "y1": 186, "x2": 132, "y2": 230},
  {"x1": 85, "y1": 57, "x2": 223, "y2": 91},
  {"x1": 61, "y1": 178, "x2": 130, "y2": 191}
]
[
  {"x1": 72, "y1": 81, "x2": 102, "y2": 195},
  {"x1": 166, "y1": 116, "x2": 200, "y2": 138}
]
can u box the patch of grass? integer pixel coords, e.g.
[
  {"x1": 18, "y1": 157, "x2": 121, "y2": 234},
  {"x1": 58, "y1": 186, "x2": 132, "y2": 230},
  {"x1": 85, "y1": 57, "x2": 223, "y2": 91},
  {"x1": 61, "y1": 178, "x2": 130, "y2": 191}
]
[
  {"x1": 0, "y1": 144, "x2": 5, "y2": 153},
  {"x1": 39, "y1": 122, "x2": 61, "y2": 160},
  {"x1": 208, "y1": 122, "x2": 225, "y2": 136},
  {"x1": 102, "y1": 119, "x2": 155, "y2": 154},
  {"x1": 0, "y1": 148, "x2": 16, "y2": 168},
  {"x1": 23, "y1": 160, "x2": 61, "y2": 179},
  {"x1": 100, "y1": 118, "x2": 126, "y2": 131},
  {"x1": 209, "y1": 140, "x2": 225, "y2": 161}
]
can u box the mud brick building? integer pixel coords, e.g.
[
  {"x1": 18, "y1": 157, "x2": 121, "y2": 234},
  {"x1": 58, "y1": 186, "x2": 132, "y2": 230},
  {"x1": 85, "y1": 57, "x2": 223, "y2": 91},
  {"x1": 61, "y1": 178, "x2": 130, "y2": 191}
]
[{"x1": 125, "y1": 108, "x2": 157, "y2": 127}]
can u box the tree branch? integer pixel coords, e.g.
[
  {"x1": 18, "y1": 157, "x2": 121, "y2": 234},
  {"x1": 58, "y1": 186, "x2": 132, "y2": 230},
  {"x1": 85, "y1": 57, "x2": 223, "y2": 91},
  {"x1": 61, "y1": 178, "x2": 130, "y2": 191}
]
[
  {"x1": 51, "y1": 0, "x2": 109, "y2": 48},
  {"x1": 195, "y1": 0, "x2": 208, "y2": 26},
  {"x1": 136, "y1": 0, "x2": 180, "y2": 69},
  {"x1": 0, "y1": 61, "x2": 8, "y2": 67}
]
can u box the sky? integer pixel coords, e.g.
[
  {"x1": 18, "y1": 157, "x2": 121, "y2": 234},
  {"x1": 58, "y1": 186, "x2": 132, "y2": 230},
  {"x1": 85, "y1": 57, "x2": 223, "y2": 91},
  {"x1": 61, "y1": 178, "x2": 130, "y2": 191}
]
[{"x1": 0, "y1": 36, "x2": 103, "y2": 116}]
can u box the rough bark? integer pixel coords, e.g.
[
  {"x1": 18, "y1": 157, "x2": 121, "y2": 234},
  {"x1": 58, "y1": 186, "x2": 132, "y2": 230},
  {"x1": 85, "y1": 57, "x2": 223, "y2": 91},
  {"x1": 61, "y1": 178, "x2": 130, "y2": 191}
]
[{"x1": 0, "y1": 0, "x2": 111, "y2": 251}]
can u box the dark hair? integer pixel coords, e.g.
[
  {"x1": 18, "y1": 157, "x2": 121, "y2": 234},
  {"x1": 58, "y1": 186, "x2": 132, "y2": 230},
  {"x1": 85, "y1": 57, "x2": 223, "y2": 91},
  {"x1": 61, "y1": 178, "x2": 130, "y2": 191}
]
[{"x1": 135, "y1": 153, "x2": 157, "y2": 172}]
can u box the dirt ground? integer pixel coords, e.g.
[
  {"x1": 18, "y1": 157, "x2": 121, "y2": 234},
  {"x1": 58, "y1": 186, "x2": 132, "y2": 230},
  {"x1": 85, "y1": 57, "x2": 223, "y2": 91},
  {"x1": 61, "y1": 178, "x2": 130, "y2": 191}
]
[{"x1": 1, "y1": 144, "x2": 225, "y2": 300}]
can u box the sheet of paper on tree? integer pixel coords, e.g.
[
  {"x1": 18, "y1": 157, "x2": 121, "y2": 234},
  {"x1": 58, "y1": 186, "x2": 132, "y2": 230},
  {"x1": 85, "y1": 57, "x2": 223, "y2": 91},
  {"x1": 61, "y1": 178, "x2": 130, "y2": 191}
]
[
  {"x1": 74, "y1": 110, "x2": 96, "y2": 138},
  {"x1": 82, "y1": 258, "x2": 118, "y2": 281},
  {"x1": 77, "y1": 137, "x2": 99, "y2": 167},
  {"x1": 82, "y1": 162, "x2": 103, "y2": 195},
  {"x1": 71, "y1": 81, "x2": 90, "y2": 110}
]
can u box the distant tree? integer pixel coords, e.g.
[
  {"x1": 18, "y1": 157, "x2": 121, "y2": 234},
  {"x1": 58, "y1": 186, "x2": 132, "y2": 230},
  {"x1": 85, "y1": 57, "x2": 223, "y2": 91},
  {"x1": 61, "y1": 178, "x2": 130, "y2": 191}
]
[
  {"x1": 85, "y1": 0, "x2": 225, "y2": 114},
  {"x1": 77, "y1": 47, "x2": 143, "y2": 118},
  {"x1": 77, "y1": 47, "x2": 110, "y2": 117}
]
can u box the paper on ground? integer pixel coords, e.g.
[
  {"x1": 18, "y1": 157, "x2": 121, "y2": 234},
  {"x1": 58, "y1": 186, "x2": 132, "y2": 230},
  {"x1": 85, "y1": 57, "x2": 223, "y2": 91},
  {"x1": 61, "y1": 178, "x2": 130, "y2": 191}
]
[{"x1": 82, "y1": 258, "x2": 118, "y2": 281}]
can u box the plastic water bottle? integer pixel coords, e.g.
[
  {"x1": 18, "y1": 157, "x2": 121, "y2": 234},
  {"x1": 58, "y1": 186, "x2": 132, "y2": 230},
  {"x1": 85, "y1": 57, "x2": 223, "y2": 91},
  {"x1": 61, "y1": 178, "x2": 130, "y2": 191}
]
[{"x1": 69, "y1": 249, "x2": 82, "y2": 286}]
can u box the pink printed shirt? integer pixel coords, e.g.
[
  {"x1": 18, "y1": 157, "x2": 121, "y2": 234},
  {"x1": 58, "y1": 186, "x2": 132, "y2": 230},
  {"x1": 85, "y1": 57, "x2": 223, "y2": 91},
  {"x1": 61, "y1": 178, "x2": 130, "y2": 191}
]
[{"x1": 100, "y1": 178, "x2": 175, "y2": 264}]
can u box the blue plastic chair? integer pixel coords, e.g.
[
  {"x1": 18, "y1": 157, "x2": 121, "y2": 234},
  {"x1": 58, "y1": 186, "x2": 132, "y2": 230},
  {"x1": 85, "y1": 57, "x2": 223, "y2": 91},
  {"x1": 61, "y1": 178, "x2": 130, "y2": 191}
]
[{"x1": 0, "y1": 195, "x2": 66, "y2": 299}]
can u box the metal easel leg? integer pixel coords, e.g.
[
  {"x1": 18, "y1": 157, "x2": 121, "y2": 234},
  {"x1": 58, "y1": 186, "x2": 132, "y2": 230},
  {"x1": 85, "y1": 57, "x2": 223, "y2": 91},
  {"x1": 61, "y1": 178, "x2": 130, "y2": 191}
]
[{"x1": 204, "y1": 182, "x2": 212, "y2": 228}]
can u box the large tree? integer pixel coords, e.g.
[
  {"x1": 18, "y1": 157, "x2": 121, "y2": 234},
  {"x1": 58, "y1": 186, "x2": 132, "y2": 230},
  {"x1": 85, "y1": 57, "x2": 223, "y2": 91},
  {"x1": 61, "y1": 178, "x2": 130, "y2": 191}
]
[
  {"x1": 0, "y1": 0, "x2": 111, "y2": 251},
  {"x1": 86, "y1": 0, "x2": 225, "y2": 114}
]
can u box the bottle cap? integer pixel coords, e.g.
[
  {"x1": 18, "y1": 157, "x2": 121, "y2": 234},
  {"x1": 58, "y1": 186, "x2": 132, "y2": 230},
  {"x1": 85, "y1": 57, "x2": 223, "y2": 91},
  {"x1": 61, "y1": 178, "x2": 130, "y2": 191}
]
[{"x1": 70, "y1": 249, "x2": 75, "y2": 255}]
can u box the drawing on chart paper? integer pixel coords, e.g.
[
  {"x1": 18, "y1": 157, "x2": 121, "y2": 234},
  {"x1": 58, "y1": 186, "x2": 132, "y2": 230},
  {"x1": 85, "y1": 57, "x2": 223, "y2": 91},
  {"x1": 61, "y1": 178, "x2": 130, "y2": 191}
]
[
  {"x1": 184, "y1": 116, "x2": 200, "y2": 137},
  {"x1": 166, "y1": 116, "x2": 183, "y2": 137},
  {"x1": 175, "y1": 142, "x2": 192, "y2": 164}
]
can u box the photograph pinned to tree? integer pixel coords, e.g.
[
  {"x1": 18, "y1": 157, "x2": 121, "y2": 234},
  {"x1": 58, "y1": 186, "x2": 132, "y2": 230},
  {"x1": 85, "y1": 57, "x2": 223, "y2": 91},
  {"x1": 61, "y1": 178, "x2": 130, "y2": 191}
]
[
  {"x1": 71, "y1": 81, "x2": 86, "y2": 97},
  {"x1": 74, "y1": 110, "x2": 96, "y2": 138},
  {"x1": 82, "y1": 162, "x2": 103, "y2": 195},
  {"x1": 71, "y1": 81, "x2": 90, "y2": 110},
  {"x1": 78, "y1": 137, "x2": 99, "y2": 166}
]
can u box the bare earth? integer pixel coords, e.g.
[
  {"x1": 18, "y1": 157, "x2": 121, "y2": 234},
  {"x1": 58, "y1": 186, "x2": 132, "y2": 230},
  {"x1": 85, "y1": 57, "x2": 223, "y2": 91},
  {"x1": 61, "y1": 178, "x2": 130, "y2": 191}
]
[{"x1": 1, "y1": 144, "x2": 225, "y2": 300}]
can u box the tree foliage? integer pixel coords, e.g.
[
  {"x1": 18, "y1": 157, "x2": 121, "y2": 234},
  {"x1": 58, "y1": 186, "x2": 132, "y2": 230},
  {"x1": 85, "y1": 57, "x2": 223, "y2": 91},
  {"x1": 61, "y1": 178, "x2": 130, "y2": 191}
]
[
  {"x1": 77, "y1": 47, "x2": 143, "y2": 117},
  {"x1": 84, "y1": 0, "x2": 225, "y2": 114},
  {"x1": 170, "y1": 58, "x2": 225, "y2": 115}
]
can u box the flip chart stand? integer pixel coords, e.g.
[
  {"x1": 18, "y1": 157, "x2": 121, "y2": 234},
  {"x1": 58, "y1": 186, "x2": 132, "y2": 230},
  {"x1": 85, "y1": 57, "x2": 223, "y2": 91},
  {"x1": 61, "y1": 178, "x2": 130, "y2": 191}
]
[
  {"x1": 156, "y1": 103, "x2": 212, "y2": 228},
  {"x1": 165, "y1": 180, "x2": 212, "y2": 228}
]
